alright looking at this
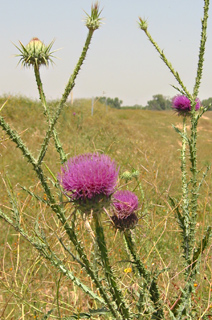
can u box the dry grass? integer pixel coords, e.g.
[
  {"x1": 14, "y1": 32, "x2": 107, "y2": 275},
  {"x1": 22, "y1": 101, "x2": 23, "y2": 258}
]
[{"x1": 0, "y1": 96, "x2": 212, "y2": 319}]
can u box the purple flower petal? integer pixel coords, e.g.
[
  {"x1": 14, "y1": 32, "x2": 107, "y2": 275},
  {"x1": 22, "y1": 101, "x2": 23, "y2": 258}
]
[
  {"x1": 172, "y1": 95, "x2": 200, "y2": 115},
  {"x1": 112, "y1": 190, "x2": 138, "y2": 218},
  {"x1": 59, "y1": 153, "x2": 119, "y2": 201}
]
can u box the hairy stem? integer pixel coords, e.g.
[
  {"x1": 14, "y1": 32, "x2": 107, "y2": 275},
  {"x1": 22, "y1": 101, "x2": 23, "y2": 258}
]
[
  {"x1": 143, "y1": 29, "x2": 191, "y2": 99},
  {"x1": 93, "y1": 214, "x2": 131, "y2": 319},
  {"x1": 37, "y1": 29, "x2": 95, "y2": 165},
  {"x1": 193, "y1": 0, "x2": 209, "y2": 98},
  {"x1": 124, "y1": 230, "x2": 164, "y2": 319},
  {"x1": 34, "y1": 65, "x2": 67, "y2": 163}
]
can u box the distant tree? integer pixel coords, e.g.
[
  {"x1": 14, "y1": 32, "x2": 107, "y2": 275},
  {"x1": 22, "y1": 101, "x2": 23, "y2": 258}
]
[
  {"x1": 201, "y1": 97, "x2": 212, "y2": 110},
  {"x1": 97, "y1": 96, "x2": 123, "y2": 109},
  {"x1": 145, "y1": 94, "x2": 172, "y2": 110}
]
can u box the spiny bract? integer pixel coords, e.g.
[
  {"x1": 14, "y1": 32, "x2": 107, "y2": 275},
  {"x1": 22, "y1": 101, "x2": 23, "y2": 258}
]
[{"x1": 15, "y1": 37, "x2": 57, "y2": 68}]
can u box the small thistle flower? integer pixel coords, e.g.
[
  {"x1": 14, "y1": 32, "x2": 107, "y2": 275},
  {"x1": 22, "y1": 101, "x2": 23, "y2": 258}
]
[
  {"x1": 15, "y1": 37, "x2": 57, "y2": 68},
  {"x1": 59, "y1": 153, "x2": 119, "y2": 212},
  {"x1": 111, "y1": 190, "x2": 139, "y2": 230},
  {"x1": 172, "y1": 95, "x2": 200, "y2": 116},
  {"x1": 84, "y1": 2, "x2": 103, "y2": 31}
]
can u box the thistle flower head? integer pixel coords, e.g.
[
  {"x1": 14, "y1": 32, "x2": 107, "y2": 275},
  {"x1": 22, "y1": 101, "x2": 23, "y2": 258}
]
[
  {"x1": 84, "y1": 2, "x2": 103, "y2": 31},
  {"x1": 15, "y1": 38, "x2": 57, "y2": 68},
  {"x1": 111, "y1": 190, "x2": 139, "y2": 230},
  {"x1": 172, "y1": 95, "x2": 200, "y2": 116},
  {"x1": 59, "y1": 153, "x2": 119, "y2": 212}
]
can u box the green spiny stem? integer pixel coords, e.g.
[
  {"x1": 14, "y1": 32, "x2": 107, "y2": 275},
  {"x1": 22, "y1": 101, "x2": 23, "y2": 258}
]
[
  {"x1": 193, "y1": 0, "x2": 210, "y2": 98},
  {"x1": 34, "y1": 64, "x2": 48, "y2": 115},
  {"x1": 37, "y1": 29, "x2": 95, "y2": 166},
  {"x1": 188, "y1": 114, "x2": 198, "y2": 250},
  {"x1": 66, "y1": 230, "x2": 119, "y2": 319},
  {"x1": 34, "y1": 64, "x2": 67, "y2": 163},
  {"x1": 0, "y1": 115, "x2": 36, "y2": 166},
  {"x1": 196, "y1": 165, "x2": 210, "y2": 194},
  {"x1": 181, "y1": 118, "x2": 189, "y2": 215},
  {"x1": 124, "y1": 230, "x2": 150, "y2": 280},
  {"x1": 0, "y1": 208, "x2": 104, "y2": 305},
  {"x1": 143, "y1": 29, "x2": 191, "y2": 100},
  {"x1": 192, "y1": 226, "x2": 212, "y2": 271},
  {"x1": 32, "y1": 170, "x2": 118, "y2": 318},
  {"x1": 124, "y1": 230, "x2": 164, "y2": 319},
  {"x1": 28, "y1": 165, "x2": 119, "y2": 317},
  {"x1": 181, "y1": 118, "x2": 192, "y2": 264},
  {"x1": 0, "y1": 125, "x2": 116, "y2": 318},
  {"x1": 93, "y1": 214, "x2": 131, "y2": 320},
  {"x1": 58, "y1": 215, "x2": 119, "y2": 319}
]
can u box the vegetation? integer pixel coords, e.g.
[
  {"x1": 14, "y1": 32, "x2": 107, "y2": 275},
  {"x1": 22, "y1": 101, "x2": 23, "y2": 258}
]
[
  {"x1": 1, "y1": 95, "x2": 212, "y2": 319},
  {"x1": 144, "y1": 94, "x2": 172, "y2": 111},
  {"x1": 96, "y1": 96, "x2": 123, "y2": 109},
  {"x1": 202, "y1": 97, "x2": 212, "y2": 110},
  {"x1": 0, "y1": 0, "x2": 212, "y2": 319}
]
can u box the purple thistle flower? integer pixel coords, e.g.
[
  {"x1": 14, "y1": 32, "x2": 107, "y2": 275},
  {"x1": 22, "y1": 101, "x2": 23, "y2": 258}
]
[
  {"x1": 172, "y1": 95, "x2": 200, "y2": 116},
  {"x1": 111, "y1": 190, "x2": 139, "y2": 230},
  {"x1": 59, "y1": 153, "x2": 119, "y2": 204}
]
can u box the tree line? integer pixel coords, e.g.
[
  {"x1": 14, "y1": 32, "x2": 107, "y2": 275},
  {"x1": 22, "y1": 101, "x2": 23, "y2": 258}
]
[{"x1": 97, "y1": 94, "x2": 212, "y2": 110}]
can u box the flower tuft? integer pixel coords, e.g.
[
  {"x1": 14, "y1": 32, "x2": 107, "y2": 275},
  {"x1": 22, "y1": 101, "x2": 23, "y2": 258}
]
[
  {"x1": 172, "y1": 95, "x2": 200, "y2": 116},
  {"x1": 111, "y1": 190, "x2": 139, "y2": 230},
  {"x1": 15, "y1": 37, "x2": 58, "y2": 68},
  {"x1": 59, "y1": 153, "x2": 119, "y2": 212}
]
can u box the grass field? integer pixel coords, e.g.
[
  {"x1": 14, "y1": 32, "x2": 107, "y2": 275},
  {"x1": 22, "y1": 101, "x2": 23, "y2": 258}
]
[{"x1": 1, "y1": 95, "x2": 212, "y2": 319}]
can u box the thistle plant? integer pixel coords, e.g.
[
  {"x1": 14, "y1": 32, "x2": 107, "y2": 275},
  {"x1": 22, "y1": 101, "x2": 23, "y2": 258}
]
[
  {"x1": 0, "y1": 1, "x2": 212, "y2": 319},
  {"x1": 139, "y1": 0, "x2": 211, "y2": 318}
]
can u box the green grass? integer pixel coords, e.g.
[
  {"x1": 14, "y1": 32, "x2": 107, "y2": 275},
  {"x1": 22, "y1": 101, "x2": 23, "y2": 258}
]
[{"x1": 0, "y1": 95, "x2": 212, "y2": 319}]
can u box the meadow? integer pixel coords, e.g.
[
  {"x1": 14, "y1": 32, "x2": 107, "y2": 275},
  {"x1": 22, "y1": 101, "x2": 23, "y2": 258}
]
[{"x1": 0, "y1": 95, "x2": 212, "y2": 319}]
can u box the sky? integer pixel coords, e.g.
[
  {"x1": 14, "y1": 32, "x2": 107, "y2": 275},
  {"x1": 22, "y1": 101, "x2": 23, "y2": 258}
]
[{"x1": 1, "y1": 0, "x2": 212, "y2": 106}]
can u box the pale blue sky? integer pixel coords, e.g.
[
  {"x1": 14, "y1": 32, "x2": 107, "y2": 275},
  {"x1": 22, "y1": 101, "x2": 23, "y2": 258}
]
[{"x1": 1, "y1": 0, "x2": 212, "y2": 106}]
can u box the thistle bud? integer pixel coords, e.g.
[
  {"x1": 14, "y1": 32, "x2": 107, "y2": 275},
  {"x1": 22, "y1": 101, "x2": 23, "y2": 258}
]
[
  {"x1": 15, "y1": 37, "x2": 57, "y2": 68},
  {"x1": 138, "y1": 17, "x2": 148, "y2": 32},
  {"x1": 84, "y1": 2, "x2": 103, "y2": 31},
  {"x1": 121, "y1": 171, "x2": 132, "y2": 182},
  {"x1": 131, "y1": 169, "x2": 139, "y2": 179},
  {"x1": 121, "y1": 169, "x2": 139, "y2": 182}
]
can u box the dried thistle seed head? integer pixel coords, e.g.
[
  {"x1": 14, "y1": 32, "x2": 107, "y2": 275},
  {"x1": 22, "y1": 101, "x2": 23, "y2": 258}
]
[
  {"x1": 15, "y1": 37, "x2": 57, "y2": 68},
  {"x1": 84, "y1": 2, "x2": 103, "y2": 31}
]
